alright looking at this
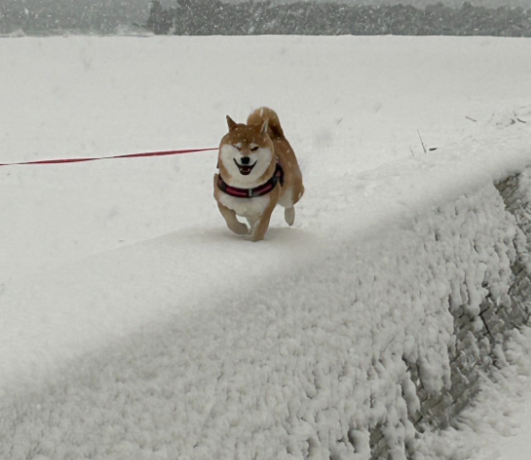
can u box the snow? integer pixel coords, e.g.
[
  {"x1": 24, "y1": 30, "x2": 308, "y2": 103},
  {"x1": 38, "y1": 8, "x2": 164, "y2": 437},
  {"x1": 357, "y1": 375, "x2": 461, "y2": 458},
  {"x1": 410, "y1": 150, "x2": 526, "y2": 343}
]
[
  {"x1": 498, "y1": 394, "x2": 531, "y2": 460},
  {"x1": 1, "y1": 35, "x2": 531, "y2": 459},
  {"x1": 416, "y1": 325, "x2": 531, "y2": 460}
]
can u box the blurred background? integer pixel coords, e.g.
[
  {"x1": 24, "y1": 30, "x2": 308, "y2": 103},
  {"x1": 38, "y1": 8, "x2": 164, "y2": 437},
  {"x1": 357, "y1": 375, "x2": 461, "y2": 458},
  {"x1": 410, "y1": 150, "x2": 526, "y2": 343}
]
[{"x1": 1, "y1": 0, "x2": 530, "y2": 36}]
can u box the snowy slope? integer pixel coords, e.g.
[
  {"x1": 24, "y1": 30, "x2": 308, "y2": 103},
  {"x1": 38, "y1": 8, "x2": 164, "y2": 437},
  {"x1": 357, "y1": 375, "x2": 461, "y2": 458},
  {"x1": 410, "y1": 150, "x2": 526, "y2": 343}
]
[
  {"x1": 2, "y1": 36, "x2": 530, "y2": 280},
  {"x1": 1, "y1": 36, "x2": 531, "y2": 459}
]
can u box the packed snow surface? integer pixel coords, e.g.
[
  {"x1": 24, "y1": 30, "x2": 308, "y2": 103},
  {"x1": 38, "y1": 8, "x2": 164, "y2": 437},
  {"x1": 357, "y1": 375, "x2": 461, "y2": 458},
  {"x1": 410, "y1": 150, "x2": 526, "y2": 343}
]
[{"x1": 0, "y1": 36, "x2": 531, "y2": 459}]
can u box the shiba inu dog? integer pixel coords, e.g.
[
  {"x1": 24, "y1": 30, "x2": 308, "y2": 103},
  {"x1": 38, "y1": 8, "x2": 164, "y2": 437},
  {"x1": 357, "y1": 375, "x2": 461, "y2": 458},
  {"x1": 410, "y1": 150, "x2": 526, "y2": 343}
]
[{"x1": 213, "y1": 107, "x2": 304, "y2": 242}]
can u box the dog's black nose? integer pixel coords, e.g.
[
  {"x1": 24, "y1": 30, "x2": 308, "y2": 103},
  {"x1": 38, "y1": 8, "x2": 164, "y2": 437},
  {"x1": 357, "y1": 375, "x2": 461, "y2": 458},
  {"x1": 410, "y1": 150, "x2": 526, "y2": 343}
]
[{"x1": 240, "y1": 156, "x2": 250, "y2": 165}]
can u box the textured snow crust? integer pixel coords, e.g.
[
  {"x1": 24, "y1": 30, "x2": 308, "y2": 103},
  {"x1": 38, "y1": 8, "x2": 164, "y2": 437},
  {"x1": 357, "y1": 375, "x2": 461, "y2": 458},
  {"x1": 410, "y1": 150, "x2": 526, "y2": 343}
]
[{"x1": 3, "y1": 171, "x2": 531, "y2": 460}]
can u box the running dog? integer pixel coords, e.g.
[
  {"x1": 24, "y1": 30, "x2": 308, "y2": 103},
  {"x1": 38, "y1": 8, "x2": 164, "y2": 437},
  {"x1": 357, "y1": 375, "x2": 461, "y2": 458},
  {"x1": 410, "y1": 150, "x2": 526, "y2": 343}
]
[{"x1": 214, "y1": 107, "x2": 304, "y2": 241}]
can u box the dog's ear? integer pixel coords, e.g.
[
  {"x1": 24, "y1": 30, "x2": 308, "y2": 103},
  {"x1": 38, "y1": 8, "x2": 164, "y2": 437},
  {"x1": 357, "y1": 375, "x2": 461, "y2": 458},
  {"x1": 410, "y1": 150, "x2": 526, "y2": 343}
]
[
  {"x1": 226, "y1": 115, "x2": 237, "y2": 131},
  {"x1": 260, "y1": 119, "x2": 269, "y2": 136}
]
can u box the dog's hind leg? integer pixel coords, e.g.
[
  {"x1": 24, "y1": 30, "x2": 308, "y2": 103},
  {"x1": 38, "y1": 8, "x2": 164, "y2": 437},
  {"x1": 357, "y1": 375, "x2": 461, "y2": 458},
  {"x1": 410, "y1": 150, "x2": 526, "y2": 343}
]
[
  {"x1": 278, "y1": 188, "x2": 296, "y2": 226},
  {"x1": 218, "y1": 203, "x2": 249, "y2": 235},
  {"x1": 284, "y1": 207, "x2": 295, "y2": 226},
  {"x1": 283, "y1": 182, "x2": 304, "y2": 226}
]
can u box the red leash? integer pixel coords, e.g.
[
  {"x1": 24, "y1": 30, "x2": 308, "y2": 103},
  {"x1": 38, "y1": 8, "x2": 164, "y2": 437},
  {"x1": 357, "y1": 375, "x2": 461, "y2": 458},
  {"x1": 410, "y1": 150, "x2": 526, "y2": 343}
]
[{"x1": 0, "y1": 147, "x2": 218, "y2": 167}]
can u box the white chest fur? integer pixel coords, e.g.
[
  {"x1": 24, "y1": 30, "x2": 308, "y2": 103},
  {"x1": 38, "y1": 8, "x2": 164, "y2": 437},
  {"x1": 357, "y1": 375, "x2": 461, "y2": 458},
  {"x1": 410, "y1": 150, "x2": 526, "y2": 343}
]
[{"x1": 219, "y1": 192, "x2": 271, "y2": 218}]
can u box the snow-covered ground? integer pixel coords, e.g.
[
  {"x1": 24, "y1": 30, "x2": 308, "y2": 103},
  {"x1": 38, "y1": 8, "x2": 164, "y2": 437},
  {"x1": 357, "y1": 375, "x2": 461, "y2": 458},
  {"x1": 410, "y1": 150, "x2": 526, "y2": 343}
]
[{"x1": 1, "y1": 36, "x2": 531, "y2": 459}]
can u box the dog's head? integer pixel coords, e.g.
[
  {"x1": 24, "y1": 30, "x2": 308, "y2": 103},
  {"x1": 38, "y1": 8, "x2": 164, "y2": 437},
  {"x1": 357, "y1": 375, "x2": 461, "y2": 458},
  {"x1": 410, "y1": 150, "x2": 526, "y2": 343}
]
[{"x1": 218, "y1": 116, "x2": 275, "y2": 188}]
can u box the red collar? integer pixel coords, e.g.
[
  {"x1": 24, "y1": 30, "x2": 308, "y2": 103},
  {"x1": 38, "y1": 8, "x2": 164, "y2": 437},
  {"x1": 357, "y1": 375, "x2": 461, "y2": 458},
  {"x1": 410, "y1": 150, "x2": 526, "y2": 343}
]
[{"x1": 217, "y1": 163, "x2": 284, "y2": 198}]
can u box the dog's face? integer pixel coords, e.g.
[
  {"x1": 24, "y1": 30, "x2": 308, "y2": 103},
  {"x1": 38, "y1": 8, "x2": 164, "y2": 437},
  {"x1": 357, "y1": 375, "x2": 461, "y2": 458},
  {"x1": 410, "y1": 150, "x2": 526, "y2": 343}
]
[{"x1": 218, "y1": 116, "x2": 275, "y2": 187}]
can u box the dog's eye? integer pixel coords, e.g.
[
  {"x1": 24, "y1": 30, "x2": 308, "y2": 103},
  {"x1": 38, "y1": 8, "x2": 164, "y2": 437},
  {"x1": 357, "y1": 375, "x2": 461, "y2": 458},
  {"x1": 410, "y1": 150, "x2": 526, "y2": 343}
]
[
  {"x1": 234, "y1": 145, "x2": 242, "y2": 151},
  {"x1": 250, "y1": 146, "x2": 259, "y2": 152}
]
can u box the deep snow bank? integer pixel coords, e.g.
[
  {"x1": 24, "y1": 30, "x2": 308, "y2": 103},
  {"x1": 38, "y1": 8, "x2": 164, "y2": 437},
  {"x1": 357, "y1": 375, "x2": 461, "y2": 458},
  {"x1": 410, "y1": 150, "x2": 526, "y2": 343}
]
[{"x1": 3, "y1": 167, "x2": 531, "y2": 460}]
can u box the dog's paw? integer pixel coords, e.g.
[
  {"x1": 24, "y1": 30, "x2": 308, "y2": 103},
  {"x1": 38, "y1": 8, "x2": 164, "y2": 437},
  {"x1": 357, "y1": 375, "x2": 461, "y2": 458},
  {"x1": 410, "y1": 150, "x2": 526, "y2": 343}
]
[
  {"x1": 284, "y1": 207, "x2": 295, "y2": 226},
  {"x1": 229, "y1": 222, "x2": 250, "y2": 235},
  {"x1": 250, "y1": 233, "x2": 265, "y2": 242}
]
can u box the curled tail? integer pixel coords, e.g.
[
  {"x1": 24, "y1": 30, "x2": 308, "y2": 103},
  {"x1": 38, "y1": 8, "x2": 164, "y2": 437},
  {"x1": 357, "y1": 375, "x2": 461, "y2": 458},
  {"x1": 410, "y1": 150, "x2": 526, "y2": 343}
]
[{"x1": 247, "y1": 107, "x2": 285, "y2": 140}]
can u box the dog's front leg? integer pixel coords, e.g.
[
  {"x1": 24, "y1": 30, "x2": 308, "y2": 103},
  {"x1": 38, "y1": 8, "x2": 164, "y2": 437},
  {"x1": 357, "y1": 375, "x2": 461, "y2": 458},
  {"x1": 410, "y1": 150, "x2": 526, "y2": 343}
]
[
  {"x1": 250, "y1": 203, "x2": 276, "y2": 242},
  {"x1": 217, "y1": 202, "x2": 249, "y2": 235},
  {"x1": 246, "y1": 215, "x2": 260, "y2": 234}
]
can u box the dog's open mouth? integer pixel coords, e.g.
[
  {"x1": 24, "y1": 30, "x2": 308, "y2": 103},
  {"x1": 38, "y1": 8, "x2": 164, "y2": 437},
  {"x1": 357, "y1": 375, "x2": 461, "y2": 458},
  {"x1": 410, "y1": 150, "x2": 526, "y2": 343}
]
[{"x1": 234, "y1": 159, "x2": 256, "y2": 176}]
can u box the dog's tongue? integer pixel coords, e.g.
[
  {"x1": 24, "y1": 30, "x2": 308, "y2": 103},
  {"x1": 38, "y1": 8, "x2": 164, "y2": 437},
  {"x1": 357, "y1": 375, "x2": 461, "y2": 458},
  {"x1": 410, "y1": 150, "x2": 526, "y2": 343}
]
[{"x1": 240, "y1": 167, "x2": 252, "y2": 175}]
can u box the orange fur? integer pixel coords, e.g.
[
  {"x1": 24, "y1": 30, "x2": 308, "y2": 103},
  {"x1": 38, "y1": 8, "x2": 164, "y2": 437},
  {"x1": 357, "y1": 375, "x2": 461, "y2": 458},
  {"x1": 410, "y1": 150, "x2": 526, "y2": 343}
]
[{"x1": 214, "y1": 107, "x2": 304, "y2": 241}]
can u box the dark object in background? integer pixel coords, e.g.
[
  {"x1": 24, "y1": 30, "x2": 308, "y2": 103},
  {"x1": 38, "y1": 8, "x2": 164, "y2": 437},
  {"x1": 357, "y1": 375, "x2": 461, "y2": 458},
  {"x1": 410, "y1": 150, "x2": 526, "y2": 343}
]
[
  {"x1": 145, "y1": 0, "x2": 531, "y2": 37},
  {"x1": 1, "y1": 0, "x2": 530, "y2": 37},
  {"x1": 146, "y1": 1, "x2": 173, "y2": 35}
]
